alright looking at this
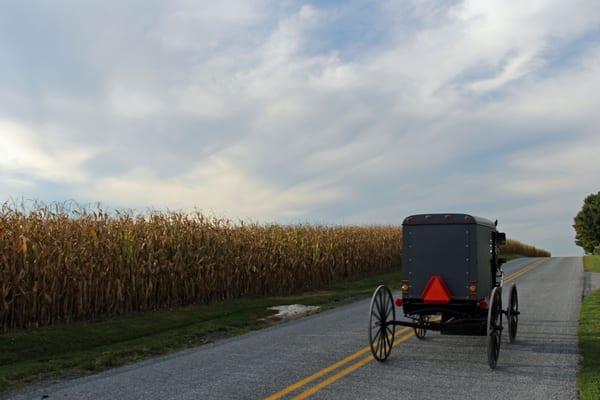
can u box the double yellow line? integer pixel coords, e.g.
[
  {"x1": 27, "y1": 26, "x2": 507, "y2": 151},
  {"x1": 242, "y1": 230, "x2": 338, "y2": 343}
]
[
  {"x1": 503, "y1": 258, "x2": 546, "y2": 283},
  {"x1": 264, "y1": 258, "x2": 548, "y2": 400},
  {"x1": 264, "y1": 328, "x2": 414, "y2": 400}
]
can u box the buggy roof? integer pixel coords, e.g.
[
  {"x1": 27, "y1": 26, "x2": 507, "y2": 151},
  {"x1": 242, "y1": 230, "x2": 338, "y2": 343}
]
[{"x1": 402, "y1": 213, "x2": 496, "y2": 228}]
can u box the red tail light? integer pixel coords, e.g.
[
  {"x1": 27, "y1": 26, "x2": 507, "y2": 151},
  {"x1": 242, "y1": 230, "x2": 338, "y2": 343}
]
[
  {"x1": 468, "y1": 280, "x2": 477, "y2": 299},
  {"x1": 395, "y1": 298, "x2": 403, "y2": 306},
  {"x1": 479, "y1": 299, "x2": 488, "y2": 310},
  {"x1": 401, "y1": 280, "x2": 409, "y2": 294}
]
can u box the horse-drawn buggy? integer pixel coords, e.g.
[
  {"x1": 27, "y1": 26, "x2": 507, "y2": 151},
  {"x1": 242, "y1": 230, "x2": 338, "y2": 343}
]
[{"x1": 368, "y1": 213, "x2": 519, "y2": 369}]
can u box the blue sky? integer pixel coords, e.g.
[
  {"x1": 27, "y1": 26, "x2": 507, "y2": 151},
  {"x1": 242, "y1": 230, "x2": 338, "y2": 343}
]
[{"x1": 1, "y1": 0, "x2": 600, "y2": 255}]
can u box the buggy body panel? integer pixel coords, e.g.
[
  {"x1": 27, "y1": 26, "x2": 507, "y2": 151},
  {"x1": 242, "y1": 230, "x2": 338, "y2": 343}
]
[{"x1": 401, "y1": 213, "x2": 499, "y2": 313}]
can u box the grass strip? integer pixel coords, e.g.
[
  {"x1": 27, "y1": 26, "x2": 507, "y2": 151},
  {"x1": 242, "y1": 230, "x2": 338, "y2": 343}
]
[
  {"x1": 579, "y1": 288, "x2": 600, "y2": 400},
  {"x1": 0, "y1": 271, "x2": 400, "y2": 394},
  {"x1": 584, "y1": 255, "x2": 600, "y2": 273}
]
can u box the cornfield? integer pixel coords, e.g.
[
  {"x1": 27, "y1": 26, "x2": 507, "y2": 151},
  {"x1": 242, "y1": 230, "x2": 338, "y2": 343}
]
[
  {"x1": 0, "y1": 203, "x2": 551, "y2": 331},
  {"x1": 0, "y1": 203, "x2": 401, "y2": 331},
  {"x1": 500, "y1": 239, "x2": 551, "y2": 258}
]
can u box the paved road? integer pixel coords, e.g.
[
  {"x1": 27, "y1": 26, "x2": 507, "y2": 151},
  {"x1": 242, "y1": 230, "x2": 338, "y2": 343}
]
[{"x1": 9, "y1": 257, "x2": 582, "y2": 400}]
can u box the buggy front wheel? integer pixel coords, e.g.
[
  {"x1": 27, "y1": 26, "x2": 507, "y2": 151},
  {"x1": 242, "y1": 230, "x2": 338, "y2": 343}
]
[{"x1": 368, "y1": 285, "x2": 395, "y2": 362}]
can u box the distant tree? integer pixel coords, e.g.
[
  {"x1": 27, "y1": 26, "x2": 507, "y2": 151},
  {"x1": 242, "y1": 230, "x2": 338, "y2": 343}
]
[{"x1": 573, "y1": 191, "x2": 600, "y2": 253}]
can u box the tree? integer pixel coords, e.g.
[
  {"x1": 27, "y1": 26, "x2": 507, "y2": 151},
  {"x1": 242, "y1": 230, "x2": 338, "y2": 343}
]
[{"x1": 573, "y1": 191, "x2": 600, "y2": 253}]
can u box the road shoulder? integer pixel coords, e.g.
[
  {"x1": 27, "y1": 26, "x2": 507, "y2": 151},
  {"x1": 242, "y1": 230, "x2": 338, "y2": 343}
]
[{"x1": 578, "y1": 287, "x2": 600, "y2": 400}]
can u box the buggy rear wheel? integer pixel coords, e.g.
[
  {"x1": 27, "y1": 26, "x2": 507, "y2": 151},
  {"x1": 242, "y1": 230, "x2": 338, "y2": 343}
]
[
  {"x1": 414, "y1": 315, "x2": 428, "y2": 340},
  {"x1": 487, "y1": 287, "x2": 502, "y2": 369},
  {"x1": 507, "y1": 284, "x2": 519, "y2": 344},
  {"x1": 368, "y1": 285, "x2": 395, "y2": 362}
]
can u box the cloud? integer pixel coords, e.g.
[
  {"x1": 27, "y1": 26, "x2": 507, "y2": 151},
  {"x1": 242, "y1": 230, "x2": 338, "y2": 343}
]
[
  {"x1": 0, "y1": 119, "x2": 92, "y2": 184},
  {"x1": 1, "y1": 0, "x2": 599, "y2": 255},
  {"x1": 86, "y1": 148, "x2": 347, "y2": 219}
]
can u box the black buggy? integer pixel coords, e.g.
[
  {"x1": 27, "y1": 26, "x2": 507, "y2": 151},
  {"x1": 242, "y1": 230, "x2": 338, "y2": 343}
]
[{"x1": 368, "y1": 213, "x2": 519, "y2": 369}]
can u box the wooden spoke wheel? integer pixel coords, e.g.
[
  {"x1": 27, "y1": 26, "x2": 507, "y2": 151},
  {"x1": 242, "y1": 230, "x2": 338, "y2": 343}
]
[
  {"x1": 507, "y1": 284, "x2": 519, "y2": 344},
  {"x1": 369, "y1": 285, "x2": 396, "y2": 362},
  {"x1": 487, "y1": 286, "x2": 503, "y2": 369},
  {"x1": 414, "y1": 315, "x2": 428, "y2": 340}
]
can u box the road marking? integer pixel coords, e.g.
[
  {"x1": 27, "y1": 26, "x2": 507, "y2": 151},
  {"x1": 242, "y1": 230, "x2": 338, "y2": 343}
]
[
  {"x1": 504, "y1": 258, "x2": 546, "y2": 283},
  {"x1": 289, "y1": 333, "x2": 415, "y2": 400},
  {"x1": 264, "y1": 258, "x2": 548, "y2": 399},
  {"x1": 263, "y1": 327, "x2": 411, "y2": 400}
]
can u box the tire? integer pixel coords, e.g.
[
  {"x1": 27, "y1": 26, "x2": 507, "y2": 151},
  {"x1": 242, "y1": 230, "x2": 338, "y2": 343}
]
[
  {"x1": 487, "y1": 287, "x2": 502, "y2": 369},
  {"x1": 507, "y1": 284, "x2": 519, "y2": 344},
  {"x1": 414, "y1": 315, "x2": 428, "y2": 340},
  {"x1": 368, "y1": 285, "x2": 396, "y2": 362}
]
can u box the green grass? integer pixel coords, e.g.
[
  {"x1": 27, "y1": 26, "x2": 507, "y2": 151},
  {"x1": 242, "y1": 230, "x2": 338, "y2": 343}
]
[
  {"x1": 0, "y1": 271, "x2": 400, "y2": 394},
  {"x1": 584, "y1": 255, "x2": 600, "y2": 273},
  {"x1": 579, "y1": 288, "x2": 600, "y2": 399}
]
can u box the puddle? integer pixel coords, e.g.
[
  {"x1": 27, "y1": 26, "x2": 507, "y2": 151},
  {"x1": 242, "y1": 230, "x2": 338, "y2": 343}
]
[{"x1": 268, "y1": 304, "x2": 321, "y2": 318}]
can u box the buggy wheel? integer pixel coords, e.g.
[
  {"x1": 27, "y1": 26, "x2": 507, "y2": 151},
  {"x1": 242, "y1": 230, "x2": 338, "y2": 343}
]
[
  {"x1": 487, "y1": 287, "x2": 502, "y2": 369},
  {"x1": 368, "y1": 285, "x2": 395, "y2": 362},
  {"x1": 507, "y1": 284, "x2": 519, "y2": 344},
  {"x1": 414, "y1": 315, "x2": 428, "y2": 340}
]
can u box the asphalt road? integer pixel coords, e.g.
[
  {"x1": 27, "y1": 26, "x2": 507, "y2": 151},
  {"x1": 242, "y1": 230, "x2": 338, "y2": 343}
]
[{"x1": 10, "y1": 257, "x2": 582, "y2": 400}]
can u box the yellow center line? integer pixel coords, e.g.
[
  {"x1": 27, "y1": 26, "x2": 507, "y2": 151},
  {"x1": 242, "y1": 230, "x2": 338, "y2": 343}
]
[
  {"x1": 504, "y1": 258, "x2": 547, "y2": 283},
  {"x1": 263, "y1": 327, "x2": 411, "y2": 400},
  {"x1": 290, "y1": 333, "x2": 415, "y2": 400},
  {"x1": 264, "y1": 258, "x2": 549, "y2": 400}
]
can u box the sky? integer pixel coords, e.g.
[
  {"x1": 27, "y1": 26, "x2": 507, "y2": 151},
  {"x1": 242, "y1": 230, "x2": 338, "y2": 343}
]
[{"x1": 1, "y1": 0, "x2": 599, "y2": 255}]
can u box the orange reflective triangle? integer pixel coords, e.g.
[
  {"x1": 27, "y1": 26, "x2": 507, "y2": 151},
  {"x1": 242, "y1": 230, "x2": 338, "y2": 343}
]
[{"x1": 422, "y1": 275, "x2": 452, "y2": 304}]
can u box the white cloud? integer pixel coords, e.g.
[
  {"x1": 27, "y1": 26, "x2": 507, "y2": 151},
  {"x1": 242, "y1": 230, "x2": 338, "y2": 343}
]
[
  {"x1": 1, "y1": 0, "x2": 599, "y2": 254},
  {"x1": 157, "y1": 0, "x2": 273, "y2": 52},
  {"x1": 106, "y1": 84, "x2": 164, "y2": 118},
  {"x1": 466, "y1": 52, "x2": 539, "y2": 93},
  {"x1": 0, "y1": 119, "x2": 92, "y2": 184},
  {"x1": 260, "y1": 4, "x2": 320, "y2": 65},
  {"x1": 85, "y1": 149, "x2": 347, "y2": 219}
]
